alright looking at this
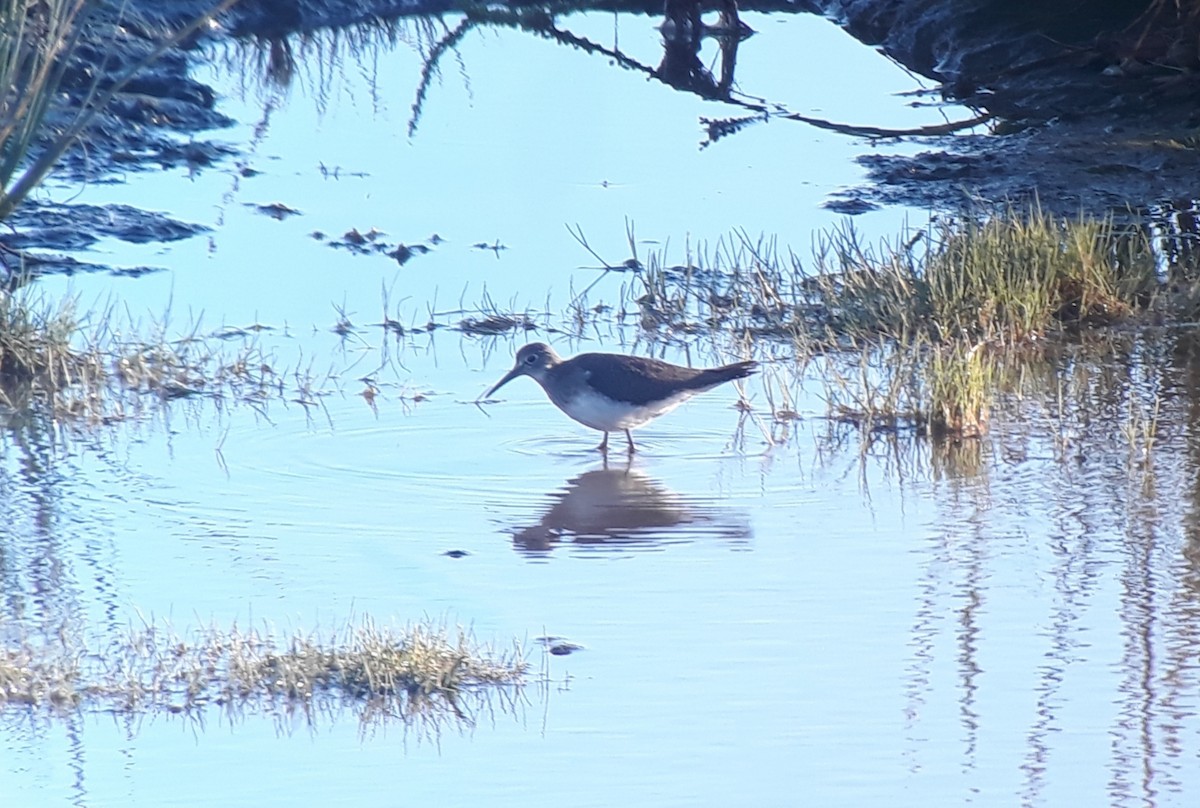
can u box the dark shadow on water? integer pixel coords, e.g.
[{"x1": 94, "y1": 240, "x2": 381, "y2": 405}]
[{"x1": 509, "y1": 461, "x2": 751, "y2": 555}]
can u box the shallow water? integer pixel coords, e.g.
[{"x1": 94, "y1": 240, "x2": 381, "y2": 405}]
[
  {"x1": 7, "y1": 372, "x2": 1200, "y2": 806},
  {"x1": 4, "y1": 8, "x2": 1200, "y2": 808}
]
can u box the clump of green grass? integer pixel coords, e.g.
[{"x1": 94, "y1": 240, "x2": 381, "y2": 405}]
[
  {"x1": 924, "y1": 340, "x2": 993, "y2": 438},
  {"x1": 924, "y1": 212, "x2": 1155, "y2": 341},
  {"x1": 597, "y1": 208, "x2": 1158, "y2": 353},
  {"x1": 807, "y1": 210, "x2": 1157, "y2": 344},
  {"x1": 578, "y1": 209, "x2": 1163, "y2": 440},
  {"x1": 0, "y1": 617, "x2": 527, "y2": 725},
  {"x1": 806, "y1": 212, "x2": 1157, "y2": 437}
]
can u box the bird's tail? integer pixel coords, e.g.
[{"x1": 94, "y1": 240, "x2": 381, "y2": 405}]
[{"x1": 692, "y1": 360, "x2": 757, "y2": 390}]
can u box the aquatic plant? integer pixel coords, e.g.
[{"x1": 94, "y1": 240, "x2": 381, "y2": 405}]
[
  {"x1": 797, "y1": 211, "x2": 1156, "y2": 436},
  {"x1": 0, "y1": 616, "x2": 527, "y2": 728},
  {"x1": 567, "y1": 208, "x2": 1163, "y2": 439},
  {"x1": 0, "y1": 282, "x2": 78, "y2": 381},
  {"x1": 803, "y1": 210, "x2": 1157, "y2": 345},
  {"x1": 924, "y1": 339, "x2": 993, "y2": 439}
]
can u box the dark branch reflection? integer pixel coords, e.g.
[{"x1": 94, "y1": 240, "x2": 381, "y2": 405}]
[{"x1": 216, "y1": 2, "x2": 984, "y2": 148}]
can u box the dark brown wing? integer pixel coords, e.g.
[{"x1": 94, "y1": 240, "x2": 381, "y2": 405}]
[{"x1": 564, "y1": 354, "x2": 756, "y2": 406}]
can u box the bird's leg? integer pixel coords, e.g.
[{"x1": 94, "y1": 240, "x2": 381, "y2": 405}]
[
  {"x1": 597, "y1": 432, "x2": 610, "y2": 453},
  {"x1": 625, "y1": 429, "x2": 636, "y2": 455}
]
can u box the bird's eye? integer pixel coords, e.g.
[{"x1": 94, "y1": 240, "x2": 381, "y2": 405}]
[{"x1": 525, "y1": 354, "x2": 538, "y2": 364}]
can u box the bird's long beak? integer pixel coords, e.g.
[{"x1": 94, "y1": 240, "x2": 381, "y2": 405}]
[{"x1": 484, "y1": 365, "x2": 525, "y2": 398}]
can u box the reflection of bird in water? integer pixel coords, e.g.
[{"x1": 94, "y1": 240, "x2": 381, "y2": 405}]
[
  {"x1": 511, "y1": 465, "x2": 751, "y2": 555},
  {"x1": 483, "y1": 342, "x2": 755, "y2": 455}
]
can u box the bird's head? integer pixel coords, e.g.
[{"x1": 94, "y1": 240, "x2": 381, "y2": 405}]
[{"x1": 485, "y1": 342, "x2": 561, "y2": 396}]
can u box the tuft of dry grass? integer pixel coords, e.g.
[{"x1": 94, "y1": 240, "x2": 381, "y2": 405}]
[
  {"x1": 0, "y1": 641, "x2": 81, "y2": 708},
  {"x1": 0, "y1": 617, "x2": 527, "y2": 726},
  {"x1": 0, "y1": 283, "x2": 84, "y2": 384},
  {"x1": 0, "y1": 287, "x2": 334, "y2": 428}
]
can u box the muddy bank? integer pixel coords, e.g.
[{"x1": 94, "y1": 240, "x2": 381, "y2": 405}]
[
  {"x1": 817, "y1": 0, "x2": 1200, "y2": 124},
  {"x1": 812, "y1": 0, "x2": 1200, "y2": 216}
]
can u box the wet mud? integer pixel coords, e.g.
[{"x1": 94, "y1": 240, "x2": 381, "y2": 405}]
[{"x1": 812, "y1": 0, "x2": 1200, "y2": 216}]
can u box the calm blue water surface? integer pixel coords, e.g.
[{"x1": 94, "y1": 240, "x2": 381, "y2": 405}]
[{"x1": 3, "y1": 9, "x2": 1199, "y2": 808}]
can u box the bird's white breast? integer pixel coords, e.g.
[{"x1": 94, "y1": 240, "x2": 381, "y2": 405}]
[{"x1": 556, "y1": 389, "x2": 697, "y2": 431}]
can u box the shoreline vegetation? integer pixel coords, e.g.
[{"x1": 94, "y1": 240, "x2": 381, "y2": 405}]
[
  {"x1": 615, "y1": 208, "x2": 1166, "y2": 440},
  {"x1": 0, "y1": 0, "x2": 1189, "y2": 445},
  {"x1": 0, "y1": 0, "x2": 240, "y2": 223},
  {"x1": 4, "y1": 205, "x2": 1179, "y2": 725},
  {"x1": 0, "y1": 207, "x2": 1185, "y2": 439}
]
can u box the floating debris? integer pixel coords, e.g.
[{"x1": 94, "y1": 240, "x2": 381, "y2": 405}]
[
  {"x1": 456, "y1": 313, "x2": 536, "y2": 335},
  {"x1": 390, "y1": 243, "x2": 430, "y2": 265},
  {"x1": 251, "y1": 202, "x2": 302, "y2": 219},
  {"x1": 212, "y1": 323, "x2": 275, "y2": 339},
  {"x1": 343, "y1": 227, "x2": 382, "y2": 246},
  {"x1": 537, "y1": 636, "x2": 585, "y2": 656},
  {"x1": 326, "y1": 226, "x2": 437, "y2": 264},
  {"x1": 317, "y1": 162, "x2": 369, "y2": 179},
  {"x1": 472, "y1": 239, "x2": 509, "y2": 256}
]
